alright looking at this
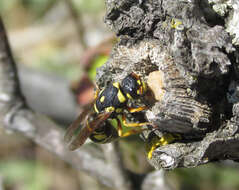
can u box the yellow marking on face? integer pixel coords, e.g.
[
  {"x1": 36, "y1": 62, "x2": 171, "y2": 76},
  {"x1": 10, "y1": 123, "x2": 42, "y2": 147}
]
[
  {"x1": 126, "y1": 93, "x2": 133, "y2": 99},
  {"x1": 100, "y1": 96, "x2": 105, "y2": 103},
  {"x1": 142, "y1": 81, "x2": 147, "y2": 93},
  {"x1": 138, "y1": 81, "x2": 147, "y2": 95},
  {"x1": 137, "y1": 89, "x2": 140, "y2": 95},
  {"x1": 116, "y1": 108, "x2": 123, "y2": 113},
  {"x1": 94, "y1": 103, "x2": 99, "y2": 113},
  {"x1": 137, "y1": 80, "x2": 141, "y2": 85},
  {"x1": 105, "y1": 106, "x2": 115, "y2": 112}
]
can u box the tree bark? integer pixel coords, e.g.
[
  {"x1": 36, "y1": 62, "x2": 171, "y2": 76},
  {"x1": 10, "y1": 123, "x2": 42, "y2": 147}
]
[
  {"x1": 0, "y1": 17, "x2": 115, "y2": 188},
  {"x1": 0, "y1": 13, "x2": 171, "y2": 190},
  {"x1": 100, "y1": 0, "x2": 239, "y2": 169},
  {"x1": 2, "y1": 0, "x2": 239, "y2": 189}
]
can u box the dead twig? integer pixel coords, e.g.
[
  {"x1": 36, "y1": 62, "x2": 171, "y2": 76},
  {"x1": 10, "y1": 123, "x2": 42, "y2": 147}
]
[
  {"x1": 102, "y1": 142, "x2": 133, "y2": 190},
  {"x1": 0, "y1": 16, "x2": 115, "y2": 188},
  {"x1": 63, "y1": 0, "x2": 87, "y2": 49}
]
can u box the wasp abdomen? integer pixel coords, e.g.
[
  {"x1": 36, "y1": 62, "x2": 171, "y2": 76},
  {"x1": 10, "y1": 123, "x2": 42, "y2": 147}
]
[{"x1": 89, "y1": 121, "x2": 118, "y2": 143}]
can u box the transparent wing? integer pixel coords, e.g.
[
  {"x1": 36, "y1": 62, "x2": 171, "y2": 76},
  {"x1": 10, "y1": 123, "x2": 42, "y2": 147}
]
[
  {"x1": 64, "y1": 104, "x2": 93, "y2": 143},
  {"x1": 67, "y1": 112, "x2": 112, "y2": 150}
]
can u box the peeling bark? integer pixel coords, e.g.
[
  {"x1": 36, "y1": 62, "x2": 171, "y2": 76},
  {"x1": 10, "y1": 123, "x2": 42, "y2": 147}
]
[
  {"x1": 100, "y1": 0, "x2": 239, "y2": 169},
  {"x1": 0, "y1": 14, "x2": 171, "y2": 190}
]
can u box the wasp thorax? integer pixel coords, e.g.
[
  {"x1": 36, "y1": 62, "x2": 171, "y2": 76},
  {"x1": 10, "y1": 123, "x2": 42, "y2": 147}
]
[{"x1": 94, "y1": 82, "x2": 127, "y2": 113}]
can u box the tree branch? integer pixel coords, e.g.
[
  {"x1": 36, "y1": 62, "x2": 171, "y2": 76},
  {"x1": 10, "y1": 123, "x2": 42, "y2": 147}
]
[
  {"x1": 17, "y1": 65, "x2": 78, "y2": 125},
  {"x1": 0, "y1": 17, "x2": 115, "y2": 188},
  {"x1": 102, "y1": 142, "x2": 133, "y2": 190},
  {"x1": 100, "y1": 0, "x2": 239, "y2": 170},
  {"x1": 63, "y1": 0, "x2": 87, "y2": 49},
  {"x1": 0, "y1": 2, "x2": 180, "y2": 188}
]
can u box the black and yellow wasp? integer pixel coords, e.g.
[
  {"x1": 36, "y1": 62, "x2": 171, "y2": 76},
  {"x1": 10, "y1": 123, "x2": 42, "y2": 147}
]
[{"x1": 64, "y1": 73, "x2": 150, "y2": 150}]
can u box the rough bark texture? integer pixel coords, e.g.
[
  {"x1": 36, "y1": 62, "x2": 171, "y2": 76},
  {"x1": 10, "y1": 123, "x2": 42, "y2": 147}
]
[
  {"x1": 0, "y1": 15, "x2": 171, "y2": 190},
  {"x1": 99, "y1": 0, "x2": 239, "y2": 169}
]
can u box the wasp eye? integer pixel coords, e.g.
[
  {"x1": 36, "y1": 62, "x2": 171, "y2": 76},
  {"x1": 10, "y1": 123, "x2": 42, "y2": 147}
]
[{"x1": 121, "y1": 73, "x2": 145, "y2": 99}]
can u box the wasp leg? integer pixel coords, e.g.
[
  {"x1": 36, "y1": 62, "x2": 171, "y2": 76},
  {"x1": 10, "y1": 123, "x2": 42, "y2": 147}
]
[
  {"x1": 127, "y1": 106, "x2": 147, "y2": 113},
  {"x1": 147, "y1": 134, "x2": 182, "y2": 159},
  {"x1": 115, "y1": 117, "x2": 123, "y2": 137},
  {"x1": 122, "y1": 114, "x2": 151, "y2": 127},
  {"x1": 115, "y1": 117, "x2": 146, "y2": 137},
  {"x1": 120, "y1": 128, "x2": 146, "y2": 137}
]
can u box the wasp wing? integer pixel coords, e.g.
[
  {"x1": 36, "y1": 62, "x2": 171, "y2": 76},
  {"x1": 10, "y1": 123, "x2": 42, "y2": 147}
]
[
  {"x1": 64, "y1": 104, "x2": 93, "y2": 143},
  {"x1": 68, "y1": 112, "x2": 112, "y2": 150}
]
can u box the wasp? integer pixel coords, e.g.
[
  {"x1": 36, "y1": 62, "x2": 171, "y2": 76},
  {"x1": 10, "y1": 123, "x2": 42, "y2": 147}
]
[
  {"x1": 64, "y1": 73, "x2": 151, "y2": 150},
  {"x1": 145, "y1": 132, "x2": 182, "y2": 159}
]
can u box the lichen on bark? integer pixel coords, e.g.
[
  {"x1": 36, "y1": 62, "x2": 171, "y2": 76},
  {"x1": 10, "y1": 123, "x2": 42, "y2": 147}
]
[
  {"x1": 208, "y1": 0, "x2": 239, "y2": 46},
  {"x1": 98, "y1": 0, "x2": 239, "y2": 169}
]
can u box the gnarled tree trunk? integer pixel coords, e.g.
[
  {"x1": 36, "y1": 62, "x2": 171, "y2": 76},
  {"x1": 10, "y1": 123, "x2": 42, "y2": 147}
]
[{"x1": 100, "y1": 0, "x2": 239, "y2": 169}]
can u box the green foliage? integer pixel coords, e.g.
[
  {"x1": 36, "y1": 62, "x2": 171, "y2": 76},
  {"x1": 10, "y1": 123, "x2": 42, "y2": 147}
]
[
  {"x1": 171, "y1": 163, "x2": 239, "y2": 190},
  {"x1": 0, "y1": 0, "x2": 56, "y2": 17},
  {"x1": 21, "y1": 0, "x2": 56, "y2": 17},
  {"x1": 0, "y1": 160, "x2": 50, "y2": 190},
  {"x1": 88, "y1": 55, "x2": 108, "y2": 80},
  {"x1": 32, "y1": 47, "x2": 82, "y2": 80},
  {"x1": 0, "y1": 0, "x2": 18, "y2": 13},
  {"x1": 72, "y1": 0, "x2": 105, "y2": 13}
]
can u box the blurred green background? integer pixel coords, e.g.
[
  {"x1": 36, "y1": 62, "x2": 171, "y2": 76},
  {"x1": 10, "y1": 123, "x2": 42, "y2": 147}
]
[{"x1": 1, "y1": 0, "x2": 239, "y2": 190}]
